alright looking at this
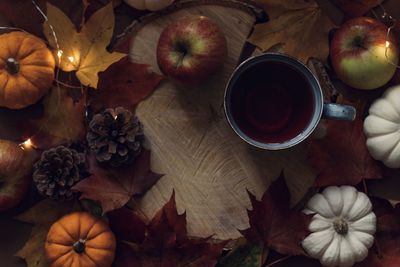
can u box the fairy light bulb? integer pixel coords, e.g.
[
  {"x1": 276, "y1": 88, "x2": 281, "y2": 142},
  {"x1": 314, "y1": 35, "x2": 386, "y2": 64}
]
[
  {"x1": 19, "y1": 138, "x2": 35, "y2": 150},
  {"x1": 386, "y1": 41, "x2": 390, "y2": 48},
  {"x1": 57, "y1": 50, "x2": 63, "y2": 60},
  {"x1": 68, "y1": 56, "x2": 75, "y2": 63}
]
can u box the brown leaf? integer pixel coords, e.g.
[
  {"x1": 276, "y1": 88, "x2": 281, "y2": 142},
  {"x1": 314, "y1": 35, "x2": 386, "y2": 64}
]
[
  {"x1": 309, "y1": 99, "x2": 383, "y2": 187},
  {"x1": 72, "y1": 150, "x2": 162, "y2": 213},
  {"x1": 332, "y1": 0, "x2": 383, "y2": 19},
  {"x1": 249, "y1": 0, "x2": 335, "y2": 62},
  {"x1": 90, "y1": 57, "x2": 164, "y2": 112},
  {"x1": 15, "y1": 199, "x2": 78, "y2": 267},
  {"x1": 0, "y1": 217, "x2": 31, "y2": 259},
  {"x1": 29, "y1": 87, "x2": 86, "y2": 150},
  {"x1": 354, "y1": 198, "x2": 400, "y2": 267},
  {"x1": 112, "y1": 192, "x2": 227, "y2": 267},
  {"x1": 240, "y1": 173, "x2": 312, "y2": 256}
]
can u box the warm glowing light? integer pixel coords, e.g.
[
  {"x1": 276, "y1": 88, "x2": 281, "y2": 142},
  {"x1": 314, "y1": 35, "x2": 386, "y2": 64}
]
[
  {"x1": 68, "y1": 56, "x2": 75, "y2": 63},
  {"x1": 114, "y1": 115, "x2": 118, "y2": 120},
  {"x1": 19, "y1": 139, "x2": 35, "y2": 150},
  {"x1": 57, "y1": 50, "x2": 63, "y2": 59},
  {"x1": 386, "y1": 41, "x2": 390, "y2": 48}
]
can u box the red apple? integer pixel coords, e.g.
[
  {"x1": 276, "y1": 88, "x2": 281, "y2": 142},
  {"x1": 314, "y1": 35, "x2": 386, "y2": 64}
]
[
  {"x1": 0, "y1": 140, "x2": 31, "y2": 211},
  {"x1": 156, "y1": 16, "x2": 227, "y2": 86},
  {"x1": 330, "y1": 17, "x2": 399, "y2": 90}
]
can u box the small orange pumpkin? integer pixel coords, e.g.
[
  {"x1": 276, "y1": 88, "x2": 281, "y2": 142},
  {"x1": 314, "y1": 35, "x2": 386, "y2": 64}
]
[
  {"x1": 45, "y1": 212, "x2": 116, "y2": 267},
  {"x1": 0, "y1": 31, "x2": 55, "y2": 109}
]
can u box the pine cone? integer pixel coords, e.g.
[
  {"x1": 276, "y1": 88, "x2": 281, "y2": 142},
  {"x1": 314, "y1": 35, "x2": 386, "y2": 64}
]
[
  {"x1": 33, "y1": 146, "x2": 86, "y2": 201},
  {"x1": 87, "y1": 107, "x2": 144, "y2": 167}
]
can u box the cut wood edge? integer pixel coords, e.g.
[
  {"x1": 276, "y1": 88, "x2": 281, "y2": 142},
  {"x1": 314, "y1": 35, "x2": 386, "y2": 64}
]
[{"x1": 113, "y1": 0, "x2": 265, "y2": 49}]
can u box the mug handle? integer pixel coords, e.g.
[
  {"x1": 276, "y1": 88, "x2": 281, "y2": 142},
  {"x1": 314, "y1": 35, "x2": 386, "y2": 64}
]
[{"x1": 322, "y1": 103, "x2": 356, "y2": 121}]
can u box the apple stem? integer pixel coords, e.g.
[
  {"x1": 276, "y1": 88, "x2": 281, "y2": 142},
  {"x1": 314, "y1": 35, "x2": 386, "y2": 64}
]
[{"x1": 174, "y1": 41, "x2": 190, "y2": 68}]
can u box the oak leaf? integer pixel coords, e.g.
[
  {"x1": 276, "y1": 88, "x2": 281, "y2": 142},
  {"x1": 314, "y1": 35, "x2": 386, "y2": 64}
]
[
  {"x1": 29, "y1": 87, "x2": 86, "y2": 150},
  {"x1": 15, "y1": 199, "x2": 78, "y2": 267},
  {"x1": 43, "y1": 2, "x2": 126, "y2": 88},
  {"x1": 112, "y1": 192, "x2": 227, "y2": 267},
  {"x1": 332, "y1": 0, "x2": 384, "y2": 19},
  {"x1": 89, "y1": 57, "x2": 164, "y2": 112},
  {"x1": 308, "y1": 100, "x2": 383, "y2": 187},
  {"x1": 72, "y1": 150, "x2": 162, "y2": 213},
  {"x1": 240, "y1": 173, "x2": 312, "y2": 256},
  {"x1": 249, "y1": 0, "x2": 335, "y2": 62}
]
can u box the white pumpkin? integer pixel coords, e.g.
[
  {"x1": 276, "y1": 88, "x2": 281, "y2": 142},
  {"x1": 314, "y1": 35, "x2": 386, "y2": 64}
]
[
  {"x1": 302, "y1": 186, "x2": 376, "y2": 267},
  {"x1": 364, "y1": 85, "x2": 400, "y2": 168},
  {"x1": 124, "y1": 0, "x2": 174, "y2": 11}
]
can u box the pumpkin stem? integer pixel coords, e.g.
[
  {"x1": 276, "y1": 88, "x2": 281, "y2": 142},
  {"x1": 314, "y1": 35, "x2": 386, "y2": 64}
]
[
  {"x1": 73, "y1": 239, "x2": 86, "y2": 254},
  {"x1": 333, "y1": 218, "x2": 348, "y2": 235},
  {"x1": 5, "y1": 58, "x2": 20, "y2": 75}
]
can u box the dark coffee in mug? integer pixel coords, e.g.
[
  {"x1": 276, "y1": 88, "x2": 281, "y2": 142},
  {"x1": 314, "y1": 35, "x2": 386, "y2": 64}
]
[{"x1": 229, "y1": 61, "x2": 315, "y2": 143}]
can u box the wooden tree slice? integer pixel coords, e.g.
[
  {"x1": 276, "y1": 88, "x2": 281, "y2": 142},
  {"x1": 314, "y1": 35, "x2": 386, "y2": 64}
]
[{"x1": 129, "y1": 4, "x2": 316, "y2": 239}]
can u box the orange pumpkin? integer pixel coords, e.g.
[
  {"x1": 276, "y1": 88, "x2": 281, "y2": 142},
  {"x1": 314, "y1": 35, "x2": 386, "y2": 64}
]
[
  {"x1": 45, "y1": 212, "x2": 116, "y2": 267},
  {"x1": 0, "y1": 31, "x2": 55, "y2": 109}
]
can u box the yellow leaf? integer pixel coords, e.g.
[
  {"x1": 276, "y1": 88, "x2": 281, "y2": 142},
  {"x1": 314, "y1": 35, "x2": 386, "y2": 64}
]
[
  {"x1": 15, "y1": 200, "x2": 78, "y2": 267},
  {"x1": 43, "y1": 2, "x2": 126, "y2": 88},
  {"x1": 249, "y1": 0, "x2": 335, "y2": 62}
]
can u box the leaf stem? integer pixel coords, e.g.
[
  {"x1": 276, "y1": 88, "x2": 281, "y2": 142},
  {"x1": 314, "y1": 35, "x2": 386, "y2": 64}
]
[
  {"x1": 264, "y1": 255, "x2": 292, "y2": 267},
  {"x1": 362, "y1": 179, "x2": 369, "y2": 195}
]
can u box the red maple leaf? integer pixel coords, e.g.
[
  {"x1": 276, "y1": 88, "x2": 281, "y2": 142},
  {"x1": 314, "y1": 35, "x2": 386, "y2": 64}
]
[
  {"x1": 108, "y1": 207, "x2": 146, "y2": 244},
  {"x1": 354, "y1": 198, "x2": 400, "y2": 267},
  {"x1": 309, "y1": 106, "x2": 383, "y2": 187},
  {"x1": 89, "y1": 57, "x2": 164, "y2": 113},
  {"x1": 72, "y1": 149, "x2": 162, "y2": 213},
  {"x1": 112, "y1": 192, "x2": 227, "y2": 267},
  {"x1": 240, "y1": 173, "x2": 312, "y2": 256},
  {"x1": 331, "y1": 0, "x2": 383, "y2": 19}
]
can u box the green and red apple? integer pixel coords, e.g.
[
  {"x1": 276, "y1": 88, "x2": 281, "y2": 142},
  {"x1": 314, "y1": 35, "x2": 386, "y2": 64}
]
[
  {"x1": 156, "y1": 16, "x2": 228, "y2": 86},
  {"x1": 0, "y1": 140, "x2": 31, "y2": 211},
  {"x1": 330, "y1": 17, "x2": 399, "y2": 90}
]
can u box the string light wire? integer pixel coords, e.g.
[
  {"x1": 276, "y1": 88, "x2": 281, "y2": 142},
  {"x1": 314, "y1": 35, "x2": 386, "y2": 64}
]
[{"x1": 372, "y1": 4, "x2": 400, "y2": 69}]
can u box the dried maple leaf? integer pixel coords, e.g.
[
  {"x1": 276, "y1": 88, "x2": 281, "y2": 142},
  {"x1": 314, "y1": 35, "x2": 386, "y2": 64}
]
[
  {"x1": 240, "y1": 173, "x2": 312, "y2": 256},
  {"x1": 43, "y1": 2, "x2": 126, "y2": 88},
  {"x1": 249, "y1": 0, "x2": 335, "y2": 62},
  {"x1": 309, "y1": 100, "x2": 383, "y2": 187},
  {"x1": 72, "y1": 150, "x2": 162, "y2": 213},
  {"x1": 332, "y1": 0, "x2": 383, "y2": 19},
  {"x1": 89, "y1": 57, "x2": 164, "y2": 112},
  {"x1": 15, "y1": 199, "x2": 78, "y2": 267},
  {"x1": 354, "y1": 198, "x2": 400, "y2": 267},
  {"x1": 112, "y1": 192, "x2": 227, "y2": 267},
  {"x1": 29, "y1": 87, "x2": 86, "y2": 150}
]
